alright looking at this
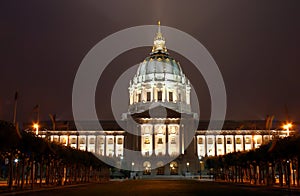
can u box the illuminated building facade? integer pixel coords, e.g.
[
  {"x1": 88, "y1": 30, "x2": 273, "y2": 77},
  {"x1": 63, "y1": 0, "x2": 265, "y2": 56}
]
[{"x1": 27, "y1": 23, "x2": 295, "y2": 176}]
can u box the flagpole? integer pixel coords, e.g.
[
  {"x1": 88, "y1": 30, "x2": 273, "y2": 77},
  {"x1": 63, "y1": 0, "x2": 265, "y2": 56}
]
[
  {"x1": 37, "y1": 105, "x2": 40, "y2": 124},
  {"x1": 13, "y1": 91, "x2": 18, "y2": 126},
  {"x1": 34, "y1": 104, "x2": 40, "y2": 124}
]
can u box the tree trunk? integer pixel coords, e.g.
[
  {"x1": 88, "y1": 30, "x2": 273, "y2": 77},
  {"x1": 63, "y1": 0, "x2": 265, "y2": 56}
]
[
  {"x1": 31, "y1": 159, "x2": 34, "y2": 189},
  {"x1": 74, "y1": 164, "x2": 77, "y2": 183},
  {"x1": 279, "y1": 161, "x2": 283, "y2": 187},
  {"x1": 40, "y1": 159, "x2": 43, "y2": 187},
  {"x1": 8, "y1": 155, "x2": 13, "y2": 191},
  {"x1": 20, "y1": 159, "x2": 25, "y2": 189},
  {"x1": 271, "y1": 162, "x2": 275, "y2": 185},
  {"x1": 249, "y1": 165, "x2": 252, "y2": 184},
  {"x1": 45, "y1": 160, "x2": 49, "y2": 185},
  {"x1": 297, "y1": 156, "x2": 300, "y2": 187}
]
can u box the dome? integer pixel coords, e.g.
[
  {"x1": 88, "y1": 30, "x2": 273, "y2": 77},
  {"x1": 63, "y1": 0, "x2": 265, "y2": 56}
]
[
  {"x1": 136, "y1": 52, "x2": 183, "y2": 77},
  {"x1": 134, "y1": 21, "x2": 184, "y2": 82},
  {"x1": 128, "y1": 21, "x2": 191, "y2": 114}
]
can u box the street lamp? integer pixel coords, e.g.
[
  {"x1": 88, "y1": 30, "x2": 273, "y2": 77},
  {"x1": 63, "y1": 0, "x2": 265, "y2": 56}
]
[
  {"x1": 200, "y1": 160, "x2": 203, "y2": 179},
  {"x1": 131, "y1": 162, "x2": 135, "y2": 179},
  {"x1": 283, "y1": 123, "x2": 292, "y2": 136},
  {"x1": 33, "y1": 123, "x2": 39, "y2": 135},
  {"x1": 186, "y1": 162, "x2": 190, "y2": 173}
]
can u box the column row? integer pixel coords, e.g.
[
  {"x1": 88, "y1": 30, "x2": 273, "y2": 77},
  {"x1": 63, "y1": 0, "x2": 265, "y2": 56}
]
[
  {"x1": 141, "y1": 124, "x2": 180, "y2": 157},
  {"x1": 197, "y1": 134, "x2": 272, "y2": 157},
  {"x1": 50, "y1": 135, "x2": 124, "y2": 157}
]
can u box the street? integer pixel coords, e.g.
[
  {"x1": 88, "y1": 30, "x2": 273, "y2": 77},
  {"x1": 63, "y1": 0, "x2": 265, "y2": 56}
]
[{"x1": 14, "y1": 179, "x2": 300, "y2": 196}]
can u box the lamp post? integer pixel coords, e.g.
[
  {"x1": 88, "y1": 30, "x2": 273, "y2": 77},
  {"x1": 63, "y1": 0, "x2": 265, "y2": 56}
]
[
  {"x1": 33, "y1": 123, "x2": 39, "y2": 136},
  {"x1": 283, "y1": 123, "x2": 292, "y2": 137},
  {"x1": 131, "y1": 162, "x2": 135, "y2": 179},
  {"x1": 186, "y1": 162, "x2": 190, "y2": 173},
  {"x1": 200, "y1": 160, "x2": 203, "y2": 179}
]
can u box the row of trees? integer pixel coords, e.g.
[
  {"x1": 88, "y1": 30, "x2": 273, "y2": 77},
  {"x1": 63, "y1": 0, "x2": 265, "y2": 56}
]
[
  {"x1": 0, "y1": 121, "x2": 109, "y2": 191},
  {"x1": 205, "y1": 134, "x2": 300, "y2": 187}
]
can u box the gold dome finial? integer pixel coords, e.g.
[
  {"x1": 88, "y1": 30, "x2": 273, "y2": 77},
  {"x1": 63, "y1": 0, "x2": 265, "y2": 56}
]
[
  {"x1": 157, "y1": 21, "x2": 161, "y2": 34},
  {"x1": 152, "y1": 21, "x2": 167, "y2": 53}
]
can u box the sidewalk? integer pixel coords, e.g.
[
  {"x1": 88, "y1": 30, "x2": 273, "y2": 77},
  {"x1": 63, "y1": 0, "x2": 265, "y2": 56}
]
[
  {"x1": 213, "y1": 179, "x2": 300, "y2": 193},
  {"x1": 0, "y1": 181, "x2": 107, "y2": 195}
]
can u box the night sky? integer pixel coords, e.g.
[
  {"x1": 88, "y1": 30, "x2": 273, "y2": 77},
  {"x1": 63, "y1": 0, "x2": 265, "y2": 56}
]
[{"x1": 1, "y1": 0, "x2": 300, "y2": 125}]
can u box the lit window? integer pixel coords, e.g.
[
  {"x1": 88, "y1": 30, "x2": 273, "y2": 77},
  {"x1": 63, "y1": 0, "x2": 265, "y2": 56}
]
[
  {"x1": 157, "y1": 91, "x2": 162, "y2": 101},
  {"x1": 147, "y1": 92, "x2": 151, "y2": 102},
  {"x1": 264, "y1": 136, "x2": 269, "y2": 143},
  {"x1": 217, "y1": 138, "x2": 223, "y2": 144},
  {"x1": 117, "y1": 138, "x2": 123, "y2": 145},
  {"x1": 89, "y1": 138, "x2": 95, "y2": 144},
  {"x1": 99, "y1": 137, "x2": 104, "y2": 144},
  {"x1": 171, "y1": 137, "x2": 176, "y2": 144},
  {"x1": 71, "y1": 138, "x2": 76, "y2": 144},
  {"x1": 158, "y1": 138, "x2": 163, "y2": 144},
  {"x1": 169, "y1": 92, "x2": 173, "y2": 102},
  {"x1": 144, "y1": 136, "x2": 150, "y2": 144},
  {"x1": 61, "y1": 138, "x2": 67, "y2": 144},
  {"x1": 256, "y1": 138, "x2": 262, "y2": 144},
  {"x1": 245, "y1": 137, "x2": 251, "y2": 144},
  {"x1": 198, "y1": 138, "x2": 203, "y2": 144},
  {"x1": 79, "y1": 138, "x2": 85, "y2": 144},
  {"x1": 236, "y1": 138, "x2": 241, "y2": 144},
  {"x1": 108, "y1": 138, "x2": 114, "y2": 144},
  {"x1": 226, "y1": 138, "x2": 232, "y2": 144}
]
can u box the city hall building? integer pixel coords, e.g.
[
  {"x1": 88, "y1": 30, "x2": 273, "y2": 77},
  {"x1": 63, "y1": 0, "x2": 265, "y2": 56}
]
[{"x1": 26, "y1": 23, "x2": 294, "y2": 176}]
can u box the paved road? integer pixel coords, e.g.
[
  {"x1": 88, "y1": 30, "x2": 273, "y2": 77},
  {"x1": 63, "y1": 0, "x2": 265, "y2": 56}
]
[{"x1": 15, "y1": 180, "x2": 300, "y2": 196}]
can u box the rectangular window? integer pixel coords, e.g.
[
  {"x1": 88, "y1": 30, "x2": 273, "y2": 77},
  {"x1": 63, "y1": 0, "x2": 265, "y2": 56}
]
[
  {"x1": 245, "y1": 137, "x2": 251, "y2": 144},
  {"x1": 236, "y1": 138, "x2": 242, "y2": 144},
  {"x1": 144, "y1": 136, "x2": 150, "y2": 144},
  {"x1": 71, "y1": 138, "x2": 76, "y2": 144},
  {"x1": 171, "y1": 137, "x2": 176, "y2": 144},
  {"x1": 61, "y1": 138, "x2": 67, "y2": 144},
  {"x1": 198, "y1": 138, "x2": 203, "y2": 144},
  {"x1": 208, "y1": 138, "x2": 213, "y2": 144},
  {"x1": 108, "y1": 138, "x2": 114, "y2": 144},
  {"x1": 256, "y1": 138, "x2": 262, "y2": 144},
  {"x1": 263, "y1": 136, "x2": 269, "y2": 144},
  {"x1": 137, "y1": 93, "x2": 141, "y2": 102},
  {"x1": 99, "y1": 137, "x2": 104, "y2": 144},
  {"x1": 178, "y1": 93, "x2": 181, "y2": 102},
  {"x1": 217, "y1": 138, "x2": 223, "y2": 144},
  {"x1": 157, "y1": 91, "x2": 162, "y2": 101},
  {"x1": 158, "y1": 137, "x2": 163, "y2": 144},
  {"x1": 147, "y1": 92, "x2": 151, "y2": 102},
  {"x1": 80, "y1": 138, "x2": 85, "y2": 144},
  {"x1": 89, "y1": 138, "x2": 95, "y2": 144},
  {"x1": 117, "y1": 138, "x2": 123, "y2": 145},
  {"x1": 169, "y1": 92, "x2": 173, "y2": 102},
  {"x1": 226, "y1": 138, "x2": 232, "y2": 144}
]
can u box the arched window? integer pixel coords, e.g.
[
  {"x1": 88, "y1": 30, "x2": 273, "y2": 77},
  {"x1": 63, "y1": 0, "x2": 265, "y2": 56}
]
[
  {"x1": 170, "y1": 161, "x2": 178, "y2": 175},
  {"x1": 143, "y1": 161, "x2": 151, "y2": 175}
]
